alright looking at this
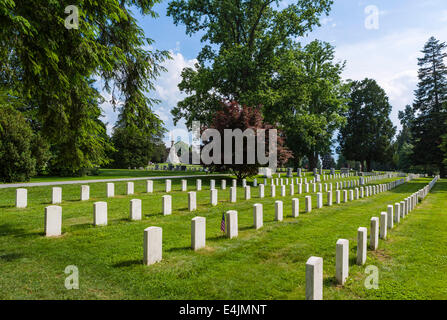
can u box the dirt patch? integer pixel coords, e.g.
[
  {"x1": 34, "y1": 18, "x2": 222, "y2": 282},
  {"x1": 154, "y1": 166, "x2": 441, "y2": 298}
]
[{"x1": 370, "y1": 249, "x2": 392, "y2": 262}]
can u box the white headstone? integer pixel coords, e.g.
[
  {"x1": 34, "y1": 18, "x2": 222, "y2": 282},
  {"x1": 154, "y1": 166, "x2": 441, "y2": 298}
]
[
  {"x1": 93, "y1": 201, "x2": 107, "y2": 226},
  {"x1": 182, "y1": 179, "x2": 187, "y2": 191},
  {"x1": 253, "y1": 204, "x2": 263, "y2": 229},
  {"x1": 210, "y1": 189, "x2": 218, "y2": 206},
  {"x1": 336, "y1": 239, "x2": 349, "y2": 285},
  {"x1": 259, "y1": 184, "x2": 265, "y2": 198},
  {"x1": 196, "y1": 179, "x2": 202, "y2": 191},
  {"x1": 370, "y1": 217, "x2": 379, "y2": 250},
  {"x1": 306, "y1": 256, "x2": 323, "y2": 300},
  {"x1": 226, "y1": 210, "x2": 238, "y2": 239},
  {"x1": 305, "y1": 196, "x2": 312, "y2": 213},
  {"x1": 357, "y1": 227, "x2": 367, "y2": 265},
  {"x1": 146, "y1": 180, "x2": 153, "y2": 193},
  {"x1": 292, "y1": 198, "x2": 299, "y2": 217},
  {"x1": 130, "y1": 199, "x2": 142, "y2": 220},
  {"x1": 165, "y1": 180, "x2": 171, "y2": 193},
  {"x1": 107, "y1": 183, "x2": 115, "y2": 198},
  {"x1": 143, "y1": 226, "x2": 162, "y2": 265},
  {"x1": 394, "y1": 203, "x2": 401, "y2": 224},
  {"x1": 127, "y1": 182, "x2": 134, "y2": 195},
  {"x1": 275, "y1": 200, "x2": 283, "y2": 221},
  {"x1": 380, "y1": 212, "x2": 387, "y2": 239},
  {"x1": 80, "y1": 185, "x2": 89, "y2": 201},
  {"x1": 16, "y1": 188, "x2": 27, "y2": 208},
  {"x1": 45, "y1": 205, "x2": 62, "y2": 237},
  {"x1": 52, "y1": 187, "x2": 62, "y2": 204},
  {"x1": 188, "y1": 192, "x2": 197, "y2": 211},
  {"x1": 162, "y1": 195, "x2": 172, "y2": 215},
  {"x1": 281, "y1": 185, "x2": 286, "y2": 197},
  {"x1": 245, "y1": 186, "x2": 251, "y2": 200},
  {"x1": 327, "y1": 191, "x2": 332, "y2": 206},
  {"x1": 230, "y1": 187, "x2": 237, "y2": 203},
  {"x1": 191, "y1": 217, "x2": 206, "y2": 250},
  {"x1": 387, "y1": 205, "x2": 394, "y2": 229}
]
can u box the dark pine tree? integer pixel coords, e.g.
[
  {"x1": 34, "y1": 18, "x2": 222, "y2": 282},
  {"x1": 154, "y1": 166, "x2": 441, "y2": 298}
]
[
  {"x1": 411, "y1": 37, "x2": 447, "y2": 176},
  {"x1": 338, "y1": 79, "x2": 396, "y2": 172}
]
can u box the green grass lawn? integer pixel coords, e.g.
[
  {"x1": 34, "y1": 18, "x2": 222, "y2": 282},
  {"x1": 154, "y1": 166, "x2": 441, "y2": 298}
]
[
  {"x1": 1, "y1": 168, "x2": 353, "y2": 184},
  {"x1": 2, "y1": 169, "x2": 209, "y2": 184},
  {"x1": 1, "y1": 174, "x2": 442, "y2": 300}
]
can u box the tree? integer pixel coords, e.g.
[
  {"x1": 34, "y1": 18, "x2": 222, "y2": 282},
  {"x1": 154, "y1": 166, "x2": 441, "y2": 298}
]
[
  {"x1": 321, "y1": 153, "x2": 335, "y2": 169},
  {"x1": 393, "y1": 105, "x2": 415, "y2": 171},
  {"x1": 266, "y1": 40, "x2": 349, "y2": 169},
  {"x1": 0, "y1": 106, "x2": 36, "y2": 182},
  {"x1": 167, "y1": 0, "x2": 334, "y2": 128},
  {"x1": 201, "y1": 102, "x2": 292, "y2": 180},
  {"x1": 338, "y1": 79, "x2": 396, "y2": 172},
  {"x1": 110, "y1": 123, "x2": 166, "y2": 169},
  {"x1": 411, "y1": 37, "x2": 447, "y2": 176},
  {"x1": 0, "y1": 0, "x2": 169, "y2": 175}
]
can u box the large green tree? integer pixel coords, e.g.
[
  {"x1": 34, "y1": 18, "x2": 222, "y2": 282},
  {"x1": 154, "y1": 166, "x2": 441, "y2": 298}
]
[
  {"x1": 393, "y1": 105, "x2": 415, "y2": 171},
  {"x1": 266, "y1": 40, "x2": 349, "y2": 169},
  {"x1": 411, "y1": 37, "x2": 447, "y2": 176},
  {"x1": 0, "y1": 0, "x2": 169, "y2": 176},
  {"x1": 338, "y1": 79, "x2": 396, "y2": 172},
  {"x1": 167, "y1": 0, "x2": 333, "y2": 127}
]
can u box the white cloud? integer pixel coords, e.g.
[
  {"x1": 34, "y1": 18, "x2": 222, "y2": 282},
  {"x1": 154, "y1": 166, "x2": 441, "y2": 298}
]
[
  {"x1": 335, "y1": 25, "x2": 447, "y2": 131},
  {"x1": 154, "y1": 50, "x2": 197, "y2": 109}
]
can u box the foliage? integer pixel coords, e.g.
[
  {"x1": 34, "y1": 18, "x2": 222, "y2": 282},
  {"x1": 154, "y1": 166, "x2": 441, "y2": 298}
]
[
  {"x1": 392, "y1": 105, "x2": 415, "y2": 171},
  {"x1": 321, "y1": 153, "x2": 336, "y2": 169},
  {"x1": 202, "y1": 102, "x2": 292, "y2": 179},
  {"x1": 266, "y1": 40, "x2": 349, "y2": 169},
  {"x1": 338, "y1": 79, "x2": 396, "y2": 171},
  {"x1": 110, "y1": 124, "x2": 166, "y2": 169},
  {"x1": 167, "y1": 0, "x2": 334, "y2": 128},
  {"x1": 0, "y1": 106, "x2": 36, "y2": 182},
  {"x1": 0, "y1": 0, "x2": 169, "y2": 176},
  {"x1": 411, "y1": 37, "x2": 447, "y2": 176}
]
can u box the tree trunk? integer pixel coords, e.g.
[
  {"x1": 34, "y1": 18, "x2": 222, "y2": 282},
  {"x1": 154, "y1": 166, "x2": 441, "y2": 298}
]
[
  {"x1": 439, "y1": 163, "x2": 446, "y2": 178},
  {"x1": 366, "y1": 159, "x2": 372, "y2": 172}
]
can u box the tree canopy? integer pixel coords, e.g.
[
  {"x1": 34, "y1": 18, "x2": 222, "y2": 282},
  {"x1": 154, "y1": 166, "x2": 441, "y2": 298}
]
[
  {"x1": 338, "y1": 78, "x2": 396, "y2": 172},
  {"x1": 411, "y1": 37, "x2": 447, "y2": 176},
  {"x1": 168, "y1": 0, "x2": 334, "y2": 127},
  {"x1": 0, "y1": 0, "x2": 169, "y2": 176}
]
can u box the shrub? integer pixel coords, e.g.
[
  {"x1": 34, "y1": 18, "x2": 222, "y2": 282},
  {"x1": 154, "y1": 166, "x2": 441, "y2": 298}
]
[{"x1": 0, "y1": 106, "x2": 36, "y2": 182}]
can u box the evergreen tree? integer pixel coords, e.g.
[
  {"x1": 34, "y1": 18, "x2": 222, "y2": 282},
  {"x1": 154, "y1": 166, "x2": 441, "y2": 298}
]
[
  {"x1": 338, "y1": 79, "x2": 396, "y2": 172},
  {"x1": 412, "y1": 37, "x2": 447, "y2": 176},
  {"x1": 0, "y1": 1, "x2": 169, "y2": 176}
]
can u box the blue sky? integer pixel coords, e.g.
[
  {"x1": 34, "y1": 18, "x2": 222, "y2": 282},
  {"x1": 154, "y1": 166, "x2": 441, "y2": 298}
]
[{"x1": 100, "y1": 0, "x2": 447, "y2": 146}]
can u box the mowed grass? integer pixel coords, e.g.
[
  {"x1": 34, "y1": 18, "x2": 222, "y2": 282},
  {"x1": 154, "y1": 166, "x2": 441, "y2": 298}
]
[
  {"x1": 0, "y1": 169, "x2": 209, "y2": 184},
  {"x1": 0, "y1": 175, "x2": 444, "y2": 299}
]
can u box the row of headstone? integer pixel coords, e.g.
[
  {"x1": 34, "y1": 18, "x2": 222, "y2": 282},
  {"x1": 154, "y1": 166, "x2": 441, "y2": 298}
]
[
  {"x1": 13, "y1": 172, "x2": 402, "y2": 209},
  {"x1": 305, "y1": 175, "x2": 438, "y2": 299}
]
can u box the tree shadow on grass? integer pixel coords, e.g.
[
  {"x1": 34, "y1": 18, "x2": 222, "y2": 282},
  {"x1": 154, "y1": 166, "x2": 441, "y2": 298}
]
[
  {"x1": 144, "y1": 212, "x2": 162, "y2": 218},
  {"x1": 113, "y1": 259, "x2": 142, "y2": 268},
  {"x1": 0, "y1": 223, "x2": 29, "y2": 237},
  {"x1": 323, "y1": 276, "x2": 339, "y2": 287},
  {"x1": 0, "y1": 251, "x2": 25, "y2": 262},
  {"x1": 166, "y1": 246, "x2": 191, "y2": 253},
  {"x1": 206, "y1": 235, "x2": 228, "y2": 242}
]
